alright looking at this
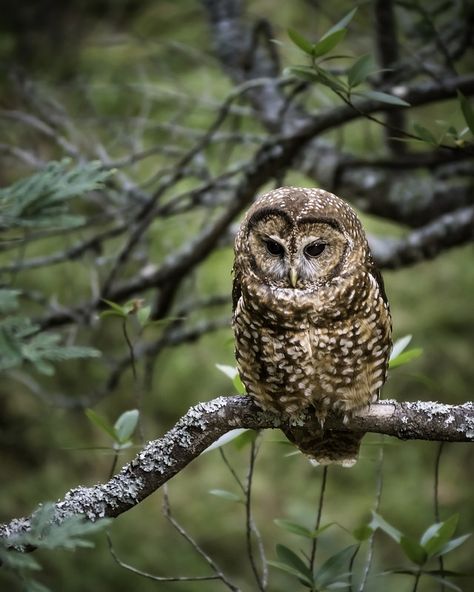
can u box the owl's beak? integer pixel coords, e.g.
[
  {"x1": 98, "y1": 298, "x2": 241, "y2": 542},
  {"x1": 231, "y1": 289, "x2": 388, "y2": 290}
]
[{"x1": 289, "y1": 267, "x2": 298, "y2": 288}]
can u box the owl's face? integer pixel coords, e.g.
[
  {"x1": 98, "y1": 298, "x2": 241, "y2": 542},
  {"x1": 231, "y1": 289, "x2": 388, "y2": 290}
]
[{"x1": 239, "y1": 187, "x2": 368, "y2": 290}]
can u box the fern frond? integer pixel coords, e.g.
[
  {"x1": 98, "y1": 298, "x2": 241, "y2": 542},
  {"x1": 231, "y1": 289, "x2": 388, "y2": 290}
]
[{"x1": 0, "y1": 159, "x2": 114, "y2": 230}]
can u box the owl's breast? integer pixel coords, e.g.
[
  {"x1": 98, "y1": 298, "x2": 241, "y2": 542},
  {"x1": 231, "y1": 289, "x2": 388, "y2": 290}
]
[
  {"x1": 233, "y1": 268, "x2": 391, "y2": 417},
  {"x1": 233, "y1": 297, "x2": 315, "y2": 414}
]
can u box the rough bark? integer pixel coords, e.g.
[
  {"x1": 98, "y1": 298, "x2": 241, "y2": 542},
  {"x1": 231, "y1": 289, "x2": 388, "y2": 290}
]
[{"x1": 1, "y1": 396, "x2": 473, "y2": 541}]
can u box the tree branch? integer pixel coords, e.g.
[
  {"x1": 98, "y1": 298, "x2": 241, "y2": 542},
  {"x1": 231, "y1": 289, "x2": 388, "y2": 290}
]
[
  {"x1": 1, "y1": 396, "x2": 473, "y2": 541},
  {"x1": 370, "y1": 205, "x2": 474, "y2": 269}
]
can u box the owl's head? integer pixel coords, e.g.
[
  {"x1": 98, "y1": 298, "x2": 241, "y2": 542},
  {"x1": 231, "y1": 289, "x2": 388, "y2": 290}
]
[{"x1": 236, "y1": 187, "x2": 370, "y2": 290}]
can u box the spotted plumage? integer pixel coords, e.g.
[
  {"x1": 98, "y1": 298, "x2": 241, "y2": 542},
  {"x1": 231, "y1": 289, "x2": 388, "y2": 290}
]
[{"x1": 232, "y1": 187, "x2": 392, "y2": 465}]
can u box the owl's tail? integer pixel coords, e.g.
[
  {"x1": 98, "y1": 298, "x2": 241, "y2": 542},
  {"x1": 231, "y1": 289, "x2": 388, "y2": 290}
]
[{"x1": 281, "y1": 425, "x2": 363, "y2": 467}]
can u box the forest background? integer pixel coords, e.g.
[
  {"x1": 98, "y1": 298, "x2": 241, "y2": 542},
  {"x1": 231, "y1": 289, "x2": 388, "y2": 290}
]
[{"x1": 0, "y1": 1, "x2": 473, "y2": 591}]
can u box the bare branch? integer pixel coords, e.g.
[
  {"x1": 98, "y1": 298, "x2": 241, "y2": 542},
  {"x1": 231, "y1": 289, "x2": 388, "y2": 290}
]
[
  {"x1": 108, "y1": 533, "x2": 223, "y2": 584},
  {"x1": 373, "y1": 0, "x2": 406, "y2": 153},
  {"x1": 371, "y1": 206, "x2": 474, "y2": 269},
  {"x1": 162, "y1": 488, "x2": 240, "y2": 591},
  {"x1": 1, "y1": 396, "x2": 473, "y2": 541}
]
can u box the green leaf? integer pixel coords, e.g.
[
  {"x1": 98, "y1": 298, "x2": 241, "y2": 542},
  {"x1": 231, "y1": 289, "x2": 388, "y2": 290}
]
[
  {"x1": 315, "y1": 545, "x2": 356, "y2": 587},
  {"x1": 215, "y1": 364, "x2": 246, "y2": 394},
  {"x1": 458, "y1": 91, "x2": 474, "y2": 135},
  {"x1": 390, "y1": 335, "x2": 412, "y2": 361},
  {"x1": 288, "y1": 28, "x2": 314, "y2": 55},
  {"x1": 114, "y1": 409, "x2": 139, "y2": 444},
  {"x1": 101, "y1": 299, "x2": 127, "y2": 317},
  {"x1": 267, "y1": 560, "x2": 314, "y2": 586},
  {"x1": 400, "y1": 535, "x2": 427, "y2": 565},
  {"x1": 389, "y1": 348, "x2": 423, "y2": 369},
  {"x1": 204, "y1": 428, "x2": 249, "y2": 452},
  {"x1": 421, "y1": 514, "x2": 458, "y2": 555},
  {"x1": 286, "y1": 64, "x2": 347, "y2": 93},
  {"x1": 424, "y1": 570, "x2": 469, "y2": 591},
  {"x1": 434, "y1": 533, "x2": 471, "y2": 557},
  {"x1": 286, "y1": 65, "x2": 317, "y2": 80},
  {"x1": 274, "y1": 519, "x2": 314, "y2": 538},
  {"x1": 13, "y1": 503, "x2": 112, "y2": 550},
  {"x1": 232, "y1": 428, "x2": 257, "y2": 449},
  {"x1": 347, "y1": 54, "x2": 374, "y2": 88},
  {"x1": 426, "y1": 575, "x2": 463, "y2": 592},
  {"x1": 276, "y1": 544, "x2": 314, "y2": 584},
  {"x1": 358, "y1": 90, "x2": 410, "y2": 107},
  {"x1": 122, "y1": 300, "x2": 139, "y2": 315},
  {"x1": 0, "y1": 159, "x2": 113, "y2": 231},
  {"x1": 414, "y1": 123, "x2": 438, "y2": 145},
  {"x1": 233, "y1": 373, "x2": 246, "y2": 394},
  {"x1": 311, "y1": 65, "x2": 347, "y2": 93},
  {"x1": 322, "y1": 7, "x2": 358, "y2": 39},
  {"x1": 370, "y1": 512, "x2": 401, "y2": 542},
  {"x1": 208, "y1": 489, "x2": 242, "y2": 503},
  {"x1": 274, "y1": 519, "x2": 334, "y2": 539},
  {"x1": 85, "y1": 409, "x2": 118, "y2": 441},
  {"x1": 313, "y1": 30, "x2": 347, "y2": 57},
  {"x1": 136, "y1": 305, "x2": 151, "y2": 327},
  {"x1": 0, "y1": 289, "x2": 21, "y2": 313},
  {"x1": 353, "y1": 523, "x2": 374, "y2": 541},
  {"x1": 99, "y1": 310, "x2": 126, "y2": 319},
  {"x1": 24, "y1": 579, "x2": 51, "y2": 592},
  {"x1": 32, "y1": 359, "x2": 55, "y2": 376},
  {"x1": 0, "y1": 546, "x2": 42, "y2": 571},
  {"x1": 215, "y1": 363, "x2": 239, "y2": 381}
]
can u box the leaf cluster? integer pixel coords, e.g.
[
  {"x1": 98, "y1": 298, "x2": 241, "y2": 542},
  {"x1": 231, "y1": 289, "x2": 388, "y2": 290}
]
[
  {"x1": 0, "y1": 504, "x2": 111, "y2": 592},
  {"x1": 0, "y1": 159, "x2": 113, "y2": 230},
  {"x1": 0, "y1": 291, "x2": 100, "y2": 375},
  {"x1": 286, "y1": 9, "x2": 409, "y2": 108},
  {"x1": 267, "y1": 511, "x2": 470, "y2": 591},
  {"x1": 0, "y1": 161, "x2": 114, "y2": 375},
  {"x1": 286, "y1": 10, "x2": 474, "y2": 149},
  {"x1": 85, "y1": 408, "x2": 139, "y2": 450},
  {"x1": 371, "y1": 512, "x2": 471, "y2": 590}
]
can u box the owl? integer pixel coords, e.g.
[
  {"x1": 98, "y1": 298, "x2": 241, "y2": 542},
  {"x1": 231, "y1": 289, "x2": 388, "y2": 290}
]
[{"x1": 232, "y1": 187, "x2": 392, "y2": 466}]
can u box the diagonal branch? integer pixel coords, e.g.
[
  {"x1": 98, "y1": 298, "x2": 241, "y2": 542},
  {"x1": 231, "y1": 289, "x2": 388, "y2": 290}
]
[
  {"x1": 370, "y1": 205, "x2": 474, "y2": 269},
  {"x1": 1, "y1": 396, "x2": 473, "y2": 541}
]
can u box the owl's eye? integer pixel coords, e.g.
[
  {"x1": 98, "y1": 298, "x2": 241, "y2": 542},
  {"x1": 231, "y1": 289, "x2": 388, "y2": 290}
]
[
  {"x1": 264, "y1": 239, "x2": 285, "y2": 256},
  {"x1": 304, "y1": 242, "x2": 326, "y2": 257}
]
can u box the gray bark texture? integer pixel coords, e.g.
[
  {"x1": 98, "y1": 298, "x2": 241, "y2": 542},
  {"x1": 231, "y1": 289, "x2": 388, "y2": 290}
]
[{"x1": 1, "y1": 396, "x2": 473, "y2": 541}]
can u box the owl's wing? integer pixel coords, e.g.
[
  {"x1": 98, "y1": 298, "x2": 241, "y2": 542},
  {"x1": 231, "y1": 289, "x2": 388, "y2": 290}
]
[
  {"x1": 368, "y1": 256, "x2": 389, "y2": 307},
  {"x1": 231, "y1": 267, "x2": 242, "y2": 313}
]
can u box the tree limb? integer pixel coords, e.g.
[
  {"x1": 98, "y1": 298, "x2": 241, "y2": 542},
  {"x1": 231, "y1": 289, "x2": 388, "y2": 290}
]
[
  {"x1": 370, "y1": 205, "x2": 474, "y2": 269},
  {"x1": 1, "y1": 396, "x2": 473, "y2": 541}
]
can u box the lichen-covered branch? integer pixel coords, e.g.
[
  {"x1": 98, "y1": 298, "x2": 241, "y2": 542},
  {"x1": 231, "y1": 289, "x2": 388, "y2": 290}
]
[{"x1": 1, "y1": 396, "x2": 473, "y2": 542}]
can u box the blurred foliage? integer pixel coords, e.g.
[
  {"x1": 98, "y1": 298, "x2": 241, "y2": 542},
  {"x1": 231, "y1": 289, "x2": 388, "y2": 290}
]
[{"x1": 0, "y1": 1, "x2": 473, "y2": 591}]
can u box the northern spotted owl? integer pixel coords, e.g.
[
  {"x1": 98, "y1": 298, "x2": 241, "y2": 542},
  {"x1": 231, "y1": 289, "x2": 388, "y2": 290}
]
[{"x1": 232, "y1": 187, "x2": 392, "y2": 466}]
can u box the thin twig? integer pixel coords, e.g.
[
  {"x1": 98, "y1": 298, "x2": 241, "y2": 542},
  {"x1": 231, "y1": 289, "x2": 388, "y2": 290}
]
[
  {"x1": 245, "y1": 438, "x2": 267, "y2": 591},
  {"x1": 219, "y1": 448, "x2": 246, "y2": 494},
  {"x1": 358, "y1": 441, "x2": 384, "y2": 592},
  {"x1": 162, "y1": 486, "x2": 241, "y2": 592},
  {"x1": 434, "y1": 442, "x2": 446, "y2": 592},
  {"x1": 309, "y1": 465, "x2": 329, "y2": 572},
  {"x1": 107, "y1": 534, "x2": 220, "y2": 582},
  {"x1": 348, "y1": 544, "x2": 361, "y2": 592},
  {"x1": 412, "y1": 567, "x2": 422, "y2": 592},
  {"x1": 121, "y1": 318, "x2": 137, "y2": 382},
  {"x1": 107, "y1": 451, "x2": 120, "y2": 480},
  {"x1": 121, "y1": 317, "x2": 145, "y2": 442}
]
